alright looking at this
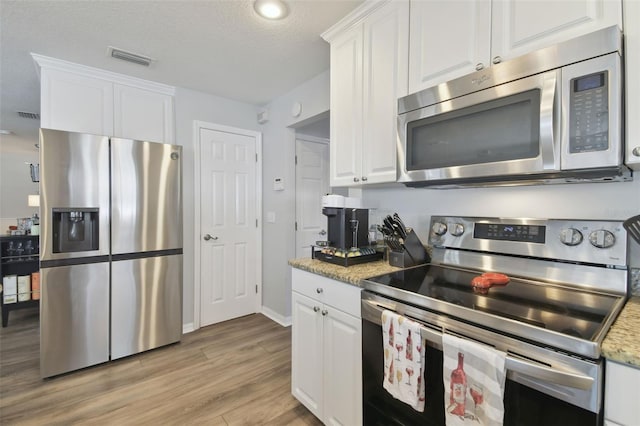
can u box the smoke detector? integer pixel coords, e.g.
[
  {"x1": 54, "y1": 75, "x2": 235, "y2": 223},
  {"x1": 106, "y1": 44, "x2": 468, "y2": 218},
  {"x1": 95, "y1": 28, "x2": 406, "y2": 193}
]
[{"x1": 107, "y1": 46, "x2": 154, "y2": 67}]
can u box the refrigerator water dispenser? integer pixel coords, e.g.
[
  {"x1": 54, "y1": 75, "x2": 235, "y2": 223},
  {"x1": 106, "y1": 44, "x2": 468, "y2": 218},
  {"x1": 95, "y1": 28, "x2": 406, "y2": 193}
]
[{"x1": 52, "y1": 208, "x2": 99, "y2": 253}]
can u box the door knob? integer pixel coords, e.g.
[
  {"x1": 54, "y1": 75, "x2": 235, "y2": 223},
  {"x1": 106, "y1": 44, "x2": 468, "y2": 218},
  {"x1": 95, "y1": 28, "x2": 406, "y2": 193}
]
[
  {"x1": 319, "y1": 229, "x2": 327, "y2": 236},
  {"x1": 203, "y1": 234, "x2": 218, "y2": 241}
]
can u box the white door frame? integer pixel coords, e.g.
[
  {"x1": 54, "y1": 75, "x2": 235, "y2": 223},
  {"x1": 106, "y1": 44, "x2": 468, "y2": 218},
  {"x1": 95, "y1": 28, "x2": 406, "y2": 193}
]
[{"x1": 193, "y1": 120, "x2": 263, "y2": 331}]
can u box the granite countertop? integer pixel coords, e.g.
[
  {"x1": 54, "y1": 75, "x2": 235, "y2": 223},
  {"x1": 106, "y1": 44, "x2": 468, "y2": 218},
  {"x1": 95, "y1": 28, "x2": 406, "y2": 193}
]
[
  {"x1": 602, "y1": 297, "x2": 640, "y2": 368},
  {"x1": 288, "y1": 258, "x2": 402, "y2": 286}
]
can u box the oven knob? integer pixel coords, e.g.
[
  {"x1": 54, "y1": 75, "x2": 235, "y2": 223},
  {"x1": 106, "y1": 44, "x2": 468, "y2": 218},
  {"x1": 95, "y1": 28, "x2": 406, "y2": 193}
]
[
  {"x1": 431, "y1": 221, "x2": 448, "y2": 236},
  {"x1": 560, "y1": 228, "x2": 583, "y2": 246},
  {"x1": 450, "y1": 223, "x2": 465, "y2": 237},
  {"x1": 589, "y1": 229, "x2": 616, "y2": 249}
]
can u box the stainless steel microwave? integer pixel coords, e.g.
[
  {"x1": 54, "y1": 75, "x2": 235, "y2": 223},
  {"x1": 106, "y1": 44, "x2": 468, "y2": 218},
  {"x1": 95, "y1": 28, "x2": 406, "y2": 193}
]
[{"x1": 397, "y1": 26, "x2": 631, "y2": 187}]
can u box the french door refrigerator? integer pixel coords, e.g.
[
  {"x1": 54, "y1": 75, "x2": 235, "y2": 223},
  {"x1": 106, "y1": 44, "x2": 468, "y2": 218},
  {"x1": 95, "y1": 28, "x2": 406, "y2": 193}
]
[{"x1": 39, "y1": 129, "x2": 182, "y2": 378}]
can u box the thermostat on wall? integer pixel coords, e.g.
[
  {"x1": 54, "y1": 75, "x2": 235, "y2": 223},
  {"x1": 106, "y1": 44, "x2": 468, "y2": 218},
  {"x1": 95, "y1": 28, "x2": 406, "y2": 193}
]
[{"x1": 273, "y1": 177, "x2": 285, "y2": 191}]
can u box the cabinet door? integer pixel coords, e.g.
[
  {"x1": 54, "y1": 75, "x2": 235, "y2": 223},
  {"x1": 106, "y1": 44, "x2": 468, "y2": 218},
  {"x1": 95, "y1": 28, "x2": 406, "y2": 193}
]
[
  {"x1": 362, "y1": 0, "x2": 409, "y2": 184},
  {"x1": 113, "y1": 84, "x2": 174, "y2": 143},
  {"x1": 408, "y1": 0, "x2": 491, "y2": 94},
  {"x1": 291, "y1": 291, "x2": 324, "y2": 419},
  {"x1": 329, "y1": 25, "x2": 363, "y2": 187},
  {"x1": 492, "y1": 0, "x2": 622, "y2": 63},
  {"x1": 624, "y1": 0, "x2": 640, "y2": 170},
  {"x1": 604, "y1": 360, "x2": 640, "y2": 426},
  {"x1": 40, "y1": 68, "x2": 114, "y2": 135},
  {"x1": 323, "y1": 305, "x2": 362, "y2": 426}
]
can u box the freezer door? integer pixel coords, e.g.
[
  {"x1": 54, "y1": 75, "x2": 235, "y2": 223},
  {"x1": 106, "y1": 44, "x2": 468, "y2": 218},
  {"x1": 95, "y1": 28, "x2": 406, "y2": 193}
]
[
  {"x1": 111, "y1": 139, "x2": 182, "y2": 254},
  {"x1": 111, "y1": 254, "x2": 182, "y2": 359},
  {"x1": 39, "y1": 129, "x2": 110, "y2": 260},
  {"x1": 40, "y1": 263, "x2": 110, "y2": 378}
]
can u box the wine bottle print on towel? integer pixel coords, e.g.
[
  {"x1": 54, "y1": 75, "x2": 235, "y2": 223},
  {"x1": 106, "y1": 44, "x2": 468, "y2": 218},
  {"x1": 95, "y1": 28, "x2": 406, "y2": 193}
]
[{"x1": 442, "y1": 334, "x2": 506, "y2": 426}]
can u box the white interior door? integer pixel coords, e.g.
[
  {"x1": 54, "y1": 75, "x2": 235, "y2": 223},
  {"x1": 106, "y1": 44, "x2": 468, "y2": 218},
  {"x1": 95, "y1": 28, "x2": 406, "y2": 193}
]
[
  {"x1": 295, "y1": 137, "x2": 329, "y2": 258},
  {"x1": 199, "y1": 127, "x2": 259, "y2": 327}
]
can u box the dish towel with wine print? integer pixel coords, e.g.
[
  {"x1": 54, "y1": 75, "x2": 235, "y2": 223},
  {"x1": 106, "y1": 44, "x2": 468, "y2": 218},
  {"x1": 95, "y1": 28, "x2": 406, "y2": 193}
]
[
  {"x1": 381, "y1": 310, "x2": 426, "y2": 412},
  {"x1": 442, "y1": 333, "x2": 507, "y2": 426}
]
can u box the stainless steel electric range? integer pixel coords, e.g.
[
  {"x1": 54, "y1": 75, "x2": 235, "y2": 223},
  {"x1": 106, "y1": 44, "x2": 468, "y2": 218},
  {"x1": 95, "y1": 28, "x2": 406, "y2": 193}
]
[{"x1": 361, "y1": 216, "x2": 629, "y2": 426}]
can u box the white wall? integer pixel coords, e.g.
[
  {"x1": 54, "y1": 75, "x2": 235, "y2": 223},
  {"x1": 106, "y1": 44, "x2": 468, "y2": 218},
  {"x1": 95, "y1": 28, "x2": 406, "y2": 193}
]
[
  {"x1": 363, "y1": 180, "x2": 640, "y2": 244},
  {"x1": 174, "y1": 87, "x2": 260, "y2": 327},
  {"x1": 0, "y1": 149, "x2": 40, "y2": 232},
  {"x1": 260, "y1": 70, "x2": 330, "y2": 321}
]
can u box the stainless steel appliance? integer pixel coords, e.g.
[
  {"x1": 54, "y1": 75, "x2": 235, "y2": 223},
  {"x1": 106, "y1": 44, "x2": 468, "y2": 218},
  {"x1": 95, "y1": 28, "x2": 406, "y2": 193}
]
[
  {"x1": 397, "y1": 26, "x2": 630, "y2": 187},
  {"x1": 39, "y1": 129, "x2": 182, "y2": 378},
  {"x1": 361, "y1": 216, "x2": 629, "y2": 425}
]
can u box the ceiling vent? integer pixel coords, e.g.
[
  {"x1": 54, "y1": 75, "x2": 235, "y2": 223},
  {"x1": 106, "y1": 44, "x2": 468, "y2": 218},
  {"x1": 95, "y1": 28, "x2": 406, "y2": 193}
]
[
  {"x1": 108, "y1": 46, "x2": 153, "y2": 67},
  {"x1": 18, "y1": 111, "x2": 40, "y2": 119}
]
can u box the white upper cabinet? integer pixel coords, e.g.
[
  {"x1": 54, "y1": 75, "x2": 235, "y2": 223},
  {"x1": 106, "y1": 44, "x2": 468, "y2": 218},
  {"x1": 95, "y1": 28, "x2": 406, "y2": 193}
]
[
  {"x1": 33, "y1": 54, "x2": 175, "y2": 143},
  {"x1": 113, "y1": 84, "x2": 174, "y2": 143},
  {"x1": 324, "y1": 0, "x2": 409, "y2": 187},
  {"x1": 409, "y1": 0, "x2": 622, "y2": 94},
  {"x1": 40, "y1": 68, "x2": 114, "y2": 136},
  {"x1": 623, "y1": 0, "x2": 640, "y2": 170},
  {"x1": 408, "y1": 0, "x2": 491, "y2": 94}
]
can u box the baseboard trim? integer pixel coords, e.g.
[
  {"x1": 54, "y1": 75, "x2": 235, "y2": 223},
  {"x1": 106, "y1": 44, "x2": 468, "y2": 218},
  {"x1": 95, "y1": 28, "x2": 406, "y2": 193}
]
[
  {"x1": 182, "y1": 322, "x2": 195, "y2": 334},
  {"x1": 261, "y1": 306, "x2": 291, "y2": 327}
]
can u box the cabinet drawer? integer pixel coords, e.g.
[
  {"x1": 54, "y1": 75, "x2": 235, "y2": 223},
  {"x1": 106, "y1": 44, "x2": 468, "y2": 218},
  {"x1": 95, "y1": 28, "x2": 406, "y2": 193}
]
[
  {"x1": 605, "y1": 360, "x2": 640, "y2": 426},
  {"x1": 292, "y1": 268, "x2": 361, "y2": 317}
]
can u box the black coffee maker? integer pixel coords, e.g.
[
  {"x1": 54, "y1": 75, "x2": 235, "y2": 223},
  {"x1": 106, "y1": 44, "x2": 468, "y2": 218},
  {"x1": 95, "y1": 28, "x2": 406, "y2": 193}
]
[{"x1": 322, "y1": 207, "x2": 369, "y2": 250}]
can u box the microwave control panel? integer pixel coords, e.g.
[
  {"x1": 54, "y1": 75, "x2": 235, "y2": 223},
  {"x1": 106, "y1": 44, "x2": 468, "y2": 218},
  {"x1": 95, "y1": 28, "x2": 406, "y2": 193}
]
[{"x1": 569, "y1": 71, "x2": 609, "y2": 153}]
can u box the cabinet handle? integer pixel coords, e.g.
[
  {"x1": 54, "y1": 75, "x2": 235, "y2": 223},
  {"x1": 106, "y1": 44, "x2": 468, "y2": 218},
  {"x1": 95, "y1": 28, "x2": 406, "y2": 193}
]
[
  {"x1": 492, "y1": 56, "x2": 502, "y2": 64},
  {"x1": 313, "y1": 306, "x2": 320, "y2": 312},
  {"x1": 475, "y1": 63, "x2": 484, "y2": 71},
  {"x1": 633, "y1": 147, "x2": 640, "y2": 157},
  {"x1": 321, "y1": 309, "x2": 328, "y2": 316},
  {"x1": 316, "y1": 288, "x2": 323, "y2": 294},
  {"x1": 353, "y1": 177, "x2": 360, "y2": 183},
  {"x1": 361, "y1": 176, "x2": 368, "y2": 182}
]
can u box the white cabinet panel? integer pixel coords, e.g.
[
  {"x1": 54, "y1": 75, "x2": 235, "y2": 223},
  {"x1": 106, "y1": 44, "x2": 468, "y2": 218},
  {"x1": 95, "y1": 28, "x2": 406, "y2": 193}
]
[
  {"x1": 329, "y1": 26, "x2": 364, "y2": 187},
  {"x1": 363, "y1": 0, "x2": 409, "y2": 184},
  {"x1": 291, "y1": 270, "x2": 363, "y2": 425},
  {"x1": 492, "y1": 0, "x2": 622, "y2": 62},
  {"x1": 408, "y1": 0, "x2": 491, "y2": 94},
  {"x1": 624, "y1": 0, "x2": 640, "y2": 170},
  {"x1": 604, "y1": 360, "x2": 640, "y2": 426},
  {"x1": 291, "y1": 292, "x2": 324, "y2": 419},
  {"x1": 323, "y1": 305, "x2": 362, "y2": 426},
  {"x1": 40, "y1": 68, "x2": 113, "y2": 135},
  {"x1": 114, "y1": 84, "x2": 174, "y2": 143}
]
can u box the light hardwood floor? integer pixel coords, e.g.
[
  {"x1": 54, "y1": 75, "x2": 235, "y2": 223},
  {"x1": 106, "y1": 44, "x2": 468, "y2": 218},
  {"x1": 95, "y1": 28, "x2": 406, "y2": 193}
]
[{"x1": 0, "y1": 308, "x2": 323, "y2": 425}]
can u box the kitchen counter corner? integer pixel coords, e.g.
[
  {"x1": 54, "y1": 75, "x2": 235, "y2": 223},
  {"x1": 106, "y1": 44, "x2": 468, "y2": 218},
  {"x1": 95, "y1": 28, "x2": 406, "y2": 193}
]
[
  {"x1": 602, "y1": 297, "x2": 640, "y2": 367},
  {"x1": 288, "y1": 258, "x2": 402, "y2": 286}
]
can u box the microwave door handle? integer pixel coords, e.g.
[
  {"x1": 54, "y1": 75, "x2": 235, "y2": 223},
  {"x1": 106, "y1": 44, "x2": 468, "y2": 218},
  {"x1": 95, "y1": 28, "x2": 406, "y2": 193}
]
[{"x1": 540, "y1": 70, "x2": 561, "y2": 170}]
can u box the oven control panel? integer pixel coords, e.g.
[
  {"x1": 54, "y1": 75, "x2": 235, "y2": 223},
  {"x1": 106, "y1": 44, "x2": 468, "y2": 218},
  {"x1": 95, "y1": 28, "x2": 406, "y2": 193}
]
[{"x1": 429, "y1": 216, "x2": 627, "y2": 267}]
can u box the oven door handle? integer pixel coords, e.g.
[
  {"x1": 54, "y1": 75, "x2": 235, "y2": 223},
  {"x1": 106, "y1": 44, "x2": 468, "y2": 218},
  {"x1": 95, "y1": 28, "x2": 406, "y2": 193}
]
[{"x1": 363, "y1": 300, "x2": 594, "y2": 391}]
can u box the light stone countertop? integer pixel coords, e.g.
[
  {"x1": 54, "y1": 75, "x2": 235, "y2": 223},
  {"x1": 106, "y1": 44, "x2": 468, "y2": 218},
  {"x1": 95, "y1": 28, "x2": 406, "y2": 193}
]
[
  {"x1": 291, "y1": 258, "x2": 640, "y2": 367},
  {"x1": 288, "y1": 257, "x2": 402, "y2": 286},
  {"x1": 602, "y1": 297, "x2": 640, "y2": 367}
]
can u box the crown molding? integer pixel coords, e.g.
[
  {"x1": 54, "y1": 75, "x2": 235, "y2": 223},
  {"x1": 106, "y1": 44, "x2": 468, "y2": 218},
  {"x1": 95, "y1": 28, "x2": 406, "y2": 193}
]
[{"x1": 321, "y1": 0, "x2": 393, "y2": 43}]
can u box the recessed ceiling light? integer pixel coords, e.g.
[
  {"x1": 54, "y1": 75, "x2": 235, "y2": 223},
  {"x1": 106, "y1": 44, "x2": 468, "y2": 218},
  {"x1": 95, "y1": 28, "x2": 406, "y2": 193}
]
[{"x1": 254, "y1": 0, "x2": 289, "y2": 20}]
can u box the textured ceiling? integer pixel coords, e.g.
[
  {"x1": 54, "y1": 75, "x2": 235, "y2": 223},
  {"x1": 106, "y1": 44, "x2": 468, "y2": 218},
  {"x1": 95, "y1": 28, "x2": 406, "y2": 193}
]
[{"x1": 0, "y1": 0, "x2": 361, "y2": 153}]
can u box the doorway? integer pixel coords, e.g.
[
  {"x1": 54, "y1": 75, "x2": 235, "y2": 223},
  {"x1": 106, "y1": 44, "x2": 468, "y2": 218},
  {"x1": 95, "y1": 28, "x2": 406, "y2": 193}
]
[{"x1": 194, "y1": 121, "x2": 262, "y2": 328}]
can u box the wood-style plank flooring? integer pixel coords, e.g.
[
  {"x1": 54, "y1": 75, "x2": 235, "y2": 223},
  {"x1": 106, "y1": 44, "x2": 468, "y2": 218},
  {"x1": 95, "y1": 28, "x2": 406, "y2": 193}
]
[{"x1": 0, "y1": 308, "x2": 323, "y2": 425}]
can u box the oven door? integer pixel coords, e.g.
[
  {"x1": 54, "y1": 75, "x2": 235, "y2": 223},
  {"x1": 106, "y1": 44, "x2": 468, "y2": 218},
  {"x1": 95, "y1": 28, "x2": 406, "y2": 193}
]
[
  {"x1": 397, "y1": 70, "x2": 560, "y2": 184},
  {"x1": 361, "y1": 293, "x2": 603, "y2": 426}
]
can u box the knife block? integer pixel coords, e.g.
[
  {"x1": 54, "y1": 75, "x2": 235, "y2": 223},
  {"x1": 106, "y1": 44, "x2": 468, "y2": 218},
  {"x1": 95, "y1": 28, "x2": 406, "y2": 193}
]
[{"x1": 388, "y1": 229, "x2": 430, "y2": 268}]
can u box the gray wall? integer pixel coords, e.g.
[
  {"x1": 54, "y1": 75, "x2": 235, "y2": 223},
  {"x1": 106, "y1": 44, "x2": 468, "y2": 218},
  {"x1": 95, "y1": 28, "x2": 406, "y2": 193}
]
[
  {"x1": 260, "y1": 71, "x2": 330, "y2": 321},
  {"x1": 174, "y1": 87, "x2": 260, "y2": 327}
]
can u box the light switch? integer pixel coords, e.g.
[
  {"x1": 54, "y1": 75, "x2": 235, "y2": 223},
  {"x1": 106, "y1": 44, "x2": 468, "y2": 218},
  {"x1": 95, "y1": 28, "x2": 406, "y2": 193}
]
[
  {"x1": 267, "y1": 212, "x2": 276, "y2": 223},
  {"x1": 273, "y1": 178, "x2": 284, "y2": 191}
]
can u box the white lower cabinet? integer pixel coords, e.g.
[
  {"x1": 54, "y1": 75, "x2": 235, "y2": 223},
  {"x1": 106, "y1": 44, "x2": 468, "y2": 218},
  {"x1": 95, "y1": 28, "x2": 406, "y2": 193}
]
[
  {"x1": 604, "y1": 360, "x2": 640, "y2": 426},
  {"x1": 291, "y1": 269, "x2": 362, "y2": 426}
]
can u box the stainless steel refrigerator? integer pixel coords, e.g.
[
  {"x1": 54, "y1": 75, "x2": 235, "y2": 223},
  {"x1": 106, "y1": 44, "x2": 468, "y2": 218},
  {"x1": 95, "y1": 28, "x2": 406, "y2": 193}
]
[{"x1": 39, "y1": 129, "x2": 182, "y2": 378}]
